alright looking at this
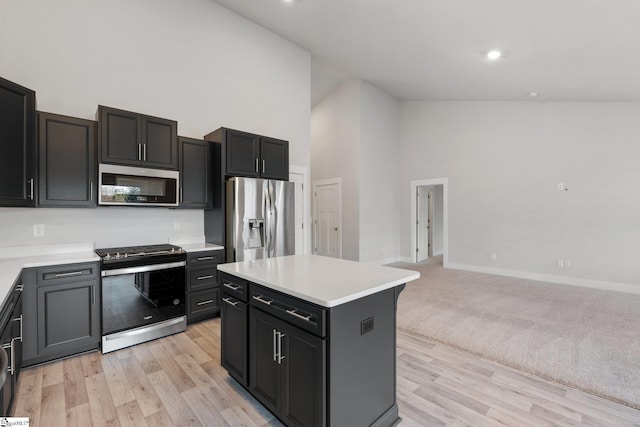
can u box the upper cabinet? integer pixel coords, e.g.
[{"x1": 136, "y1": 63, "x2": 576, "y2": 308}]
[
  {"x1": 208, "y1": 128, "x2": 289, "y2": 181},
  {"x1": 98, "y1": 105, "x2": 178, "y2": 170},
  {"x1": 0, "y1": 76, "x2": 36, "y2": 207},
  {"x1": 179, "y1": 136, "x2": 211, "y2": 209},
  {"x1": 38, "y1": 112, "x2": 97, "y2": 207}
]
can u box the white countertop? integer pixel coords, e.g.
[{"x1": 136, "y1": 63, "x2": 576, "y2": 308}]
[
  {"x1": 180, "y1": 243, "x2": 224, "y2": 253},
  {"x1": 218, "y1": 254, "x2": 419, "y2": 307},
  {"x1": 0, "y1": 249, "x2": 99, "y2": 306}
]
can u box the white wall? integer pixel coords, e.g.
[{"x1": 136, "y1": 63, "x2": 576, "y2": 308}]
[
  {"x1": 311, "y1": 80, "x2": 360, "y2": 261},
  {"x1": 358, "y1": 83, "x2": 400, "y2": 263},
  {"x1": 311, "y1": 79, "x2": 400, "y2": 263},
  {"x1": 399, "y1": 101, "x2": 640, "y2": 289},
  {"x1": 0, "y1": 0, "x2": 310, "y2": 248}
]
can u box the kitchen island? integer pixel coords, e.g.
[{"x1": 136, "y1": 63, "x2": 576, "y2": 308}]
[{"x1": 218, "y1": 254, "x2": 419, "y2": 427}]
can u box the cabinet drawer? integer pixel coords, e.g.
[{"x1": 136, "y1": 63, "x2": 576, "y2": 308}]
[
  {"x1": 36, "y1": 262, "x2": 99, "y2": 285},
  {"x1": 187, "y1": 250, "x2": 223, "y2": 267},
  {"x1": 220, "y1": 273, "x2": 249, "y2": 302},
  {"x1": 187, "y1": 288, "x2": 220, "y2": 322},
  {"x1": 188, "y1": 267, "x2": 218, "y2": 292},
  {"x1": 250, "y1": 285, "x2": 326, "y2": 338}
]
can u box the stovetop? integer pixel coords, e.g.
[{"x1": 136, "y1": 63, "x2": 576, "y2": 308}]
[{"x1": 95, "y1": 244, "x2": 186, "y2": 268}]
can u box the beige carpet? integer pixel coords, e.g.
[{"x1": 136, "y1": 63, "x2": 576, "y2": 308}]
[{"x1": 394, "y1": 259, "x2": 640, "y2": 410}]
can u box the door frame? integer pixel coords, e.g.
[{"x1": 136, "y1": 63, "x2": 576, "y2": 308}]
[
  {"x1": 410, "y1": 178, "x2": 448, "y2": 266},
  {"x1": 313, "y1": 178, "x2": 343, "y2": 258},
  {"x1": 289, "y1": 165, "x2": 310, "y2": 254},
  {"x1": 416, "y1": 187, "x2": 434, "y2": 262}
]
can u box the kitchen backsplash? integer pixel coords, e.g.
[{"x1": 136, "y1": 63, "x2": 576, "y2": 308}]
[{"x1": 0, "y1": 207, "x2": 204, "y2": 249}]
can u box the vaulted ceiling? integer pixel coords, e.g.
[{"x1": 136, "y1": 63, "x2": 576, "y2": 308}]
[{"x1": 212, "y1": 0, "x2": 640, "y2": 105}]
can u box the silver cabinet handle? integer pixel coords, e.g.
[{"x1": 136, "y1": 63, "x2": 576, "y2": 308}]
[
  {"x1": 13, "y1": 315, "x2": 23, "y2": 342},
  {"x1": 2, "y1": 341, "x2": 14, "y2": 375},
  {"x1": 27, "y1": 178, "x2": 34, "y2": 200},
  {"x1": 90, "y1": 182, "x2": 94, "y2": 201},
  {"x1": 273, "y1": 329, "x2": 277, "y2": 362},
  {"x1": 222, "y1": 297, "x2": 238, "y2": 307},
  {"x1": 277, "y1": 332, "x2": 285, "y2": 364},
  {"x1": 138, "y1": 143, "x2": 142, "y2": 160},
  {"x1": 197, "y1": 256, "x2": 214, "y2": 261},
  {"x1": 223, "y1": 283, "x2": 240, "y2": 291},
  {"x1": 197, "y1": 275, "x2": 214, "y2": 280},
  {"x1": 15, "y1": 284, "x2": 23, "y2": 292},
  {"x1": 53, "y1": 271, "x2": 85, "y2": 278},
  {"x1": 253, "y1": 295, "x2": 273, "y2": 306},
  {"x1": 286, "y1": 309, "x2": 312, "y2": 322},
  {"x1": 255, "y1": 158, "x2": 259, "y2": 173},
  {"x1": 197, "y1": 299, "x2": 214, "y2": 306},
  {"x1": 262, "y1": 159, "x2": 265, "y2": 174},
  {"x1": 143, "y1": 143, "x2": 147, "y2": 161}
]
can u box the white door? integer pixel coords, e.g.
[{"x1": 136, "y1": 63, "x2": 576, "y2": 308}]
[
  {"x1": 313, "y1": 179, "x2": 342, "y2": 258},
  {"x1": 289, "y1": 172, "x2": 305, "y2": 254},
  {"x1": 416, "y1": 187, "x2": 429, "y2": 262}
]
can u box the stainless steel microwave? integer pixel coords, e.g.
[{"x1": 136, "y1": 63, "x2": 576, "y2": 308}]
[{"x1": 98, "y1": 164, "x2": 179, "y2": 207}]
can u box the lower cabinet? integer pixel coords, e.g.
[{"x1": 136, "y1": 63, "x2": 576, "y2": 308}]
[
  {"x1": 250, "y1": 307, "x2": 326, "y2": 427},
  {"x1": 186, "y1": 249, "x2": 223, "y2": 323},
  {"x1": 0, "y1": 286, "x2": 22, "y2": 417},
  {"x1": 220, "y1": 294, "x2": 248, "y2": 386},
  {"x1": 22, "y1": 262, "x2": 101, "y2": 366}
]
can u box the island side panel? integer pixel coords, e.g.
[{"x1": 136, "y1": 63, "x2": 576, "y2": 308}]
[{"x1": 328, "y1": 286, "x2": 402, "y2": 427}]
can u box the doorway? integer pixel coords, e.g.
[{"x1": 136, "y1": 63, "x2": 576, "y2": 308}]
[
  {"x1": 289, "y1": 165, "x2": 310, "y2": 255},
  {"x1": 410, "y1": 178, "x2": 448, "y2": 265},
  {"x1": 313, "y1": 178, "x2": 342, "y2": 258}
]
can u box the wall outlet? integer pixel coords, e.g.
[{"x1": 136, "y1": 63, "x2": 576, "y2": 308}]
[
  {"x1": 361, "y1": 317, "x2": 374, "y2": 335},
  {"x1": 174, "y1": 221, "x2": 181, "y2": 231},
  {"x1": 556, "y1": 183, "x2": 565, "y2": 191},
  {"x1": 490, "y1": 253, "x2": 497, "y2": 261},
  {"x1": 33, "y1": 224, "x2": 45, "y2": 237},
  {"x1": 556, "y1": 259, "x2": 565, "y2": 268},
  {"x1": 565, "y1": 260, "x2": 571, "y2": 268}
]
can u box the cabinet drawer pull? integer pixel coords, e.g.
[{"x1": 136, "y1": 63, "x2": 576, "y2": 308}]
[
  {"x1": 253, "y1": 295, "x2": 273, "y2": 306},
  {"x1": 2, "y1": 341, "x2": 14, "y2": 375},
  {"x1": 138, "y1": 143, "x2": 142, "y2": 161},
  {"x1": 143, "y1": 143, "x2": 147, "y2": 161},
  {"x1": 15, "y1": 284, "x2": 23, "y2": 292},
  {"x1": 53, "y1": 271, "x2": 85, "y2": 278},
  {"x1": 255, "y1": 158, "x2": 259, "y2": 173},
  {"x1": 197, "y1": 256, "x2": 214, "y2": 261},
  {"x1": 197, "y1": 275, "x2": 214, "y2": 280},
  {"x1": 197, "y1": 299, "x2": 215, "y2": 306},
  {"x1": 223, "y1": 283, "x2": 241, "y2": 291},
  {"x1": 12, "y1": 315, "x2": 23, "y2": 342},
  {"x1": 262, "y1": 159, "x2": 265, "y2": 174},
  {"x1": 286, "y1": 309, "x2": 312, "y2": 322},
  {"x1": 222, "y1": 297, "x2": 238, "y2": 307}
]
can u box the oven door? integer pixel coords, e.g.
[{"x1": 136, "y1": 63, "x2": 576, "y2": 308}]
[{"x1": 101, "y1": 261, "x2": 186, "y2": 336}]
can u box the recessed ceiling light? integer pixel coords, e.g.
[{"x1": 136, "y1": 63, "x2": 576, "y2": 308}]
[
  {"x1": 486, "y1": 50, "x2": 502, "y2": 60},
  {"x1": 528, "y1": 92, "x2": 538, "y2": 98}
]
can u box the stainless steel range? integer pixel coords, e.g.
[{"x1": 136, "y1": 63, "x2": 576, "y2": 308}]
[{"x1": 95, "y1": 244, "x2": 187, "y2": 353}]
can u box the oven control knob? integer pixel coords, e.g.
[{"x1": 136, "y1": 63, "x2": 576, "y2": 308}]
[
  {"x1": 124, "y1": 253, "x2": 128, "y2": 258},
  {"x1": 173, "y1": 299, "x2": 180, "y2": 305},
  {"x1": 105, "y1": 253, "x2": 111, "y2": 260},
  {"x1": 170, "y1": 248, "x2": 175, "y2": 254},
  {"x1": 115, "y1": 252, "x2": 120, "y2": 259}
]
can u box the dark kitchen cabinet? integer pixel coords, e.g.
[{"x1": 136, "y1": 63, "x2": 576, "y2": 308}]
[
  {"x1": 220, "y1": 273, "x2": 249, "y2": 386},
  {"x1": 179, "y1": 136, "x2": 210, "y2": 208},
  {"x1": 22, "y1": 262, "x2": 101, "y2": 366},
  {"x1": 185, "y1": 249, "x2": 223, "y2": 323},
  {"x1": 38, "y1": 112, "x2": 97, "y2": 207},
  {"x1": 0, "y1": 283, "x2": 23, "y2": 417},
  {"x1": 206, "y1": 127, "x2": 289, "y2": 180},
  {"x1": 260, "y1": 136, "x2": 289, "y2": 181},
  {"x1": 250, "y1": 307, "x2": 326, "y2": 427},
  {"x1": 0, "y1": 76, "x2": 36, "y2": 207},
  {"x1": 98, "y1": 105, "x2": 178, "y2": 170}
]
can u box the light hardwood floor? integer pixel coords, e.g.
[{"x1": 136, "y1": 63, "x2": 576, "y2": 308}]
[{"x1": 12, "y1": 319, "x2": 640, "y2": 426}]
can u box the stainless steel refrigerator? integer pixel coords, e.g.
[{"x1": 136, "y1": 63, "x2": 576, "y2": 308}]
[{"x1": 226, "y1": 177, "x2": 295, "y2": 262}]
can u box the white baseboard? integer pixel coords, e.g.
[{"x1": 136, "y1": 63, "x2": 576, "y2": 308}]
[{"x1": 446, "y1": 262, "x2": 640, "y2": 295}]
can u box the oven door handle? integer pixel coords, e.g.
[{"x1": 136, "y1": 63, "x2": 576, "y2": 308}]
[{"x1": 101, "y1": 261, "x2": 186, "y2": 277}]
